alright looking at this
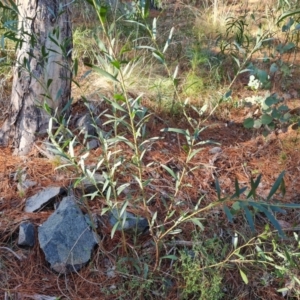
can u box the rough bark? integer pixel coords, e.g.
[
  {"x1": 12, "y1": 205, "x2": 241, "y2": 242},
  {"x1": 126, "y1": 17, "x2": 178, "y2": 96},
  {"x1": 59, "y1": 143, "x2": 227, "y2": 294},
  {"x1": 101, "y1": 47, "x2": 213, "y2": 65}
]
[{"x1": 0, "y1": 0, "x2": 72, "y2": 155}]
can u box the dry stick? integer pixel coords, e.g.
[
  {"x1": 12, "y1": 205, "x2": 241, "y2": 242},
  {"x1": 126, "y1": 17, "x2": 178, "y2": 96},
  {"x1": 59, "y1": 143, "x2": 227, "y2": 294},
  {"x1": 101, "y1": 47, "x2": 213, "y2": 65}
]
[{"x1": 0, "y1": 246, "x2": 23, "y2": 261}]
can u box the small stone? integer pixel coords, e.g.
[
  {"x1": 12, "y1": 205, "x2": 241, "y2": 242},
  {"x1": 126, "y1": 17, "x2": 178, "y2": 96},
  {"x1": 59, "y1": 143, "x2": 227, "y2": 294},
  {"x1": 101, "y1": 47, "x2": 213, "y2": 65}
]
[
  {"x1": 81, "y1": 173, "x2": 105, "y2": 194},
  {"x1": 87, "y1": 139, "x2": 99, "y2": 150},
  {"x1": 76, "y1": 114, "x2": 96, "y2": 137},
  {"x1": 109, "y1": 208, "x2": 149, "y2": 234},
  {"x1": 18, "y1": 222, "x2": 35, "y2": 247},
  {"x1": 209, "y1": 147, "x2": 222, "y2": 154}
]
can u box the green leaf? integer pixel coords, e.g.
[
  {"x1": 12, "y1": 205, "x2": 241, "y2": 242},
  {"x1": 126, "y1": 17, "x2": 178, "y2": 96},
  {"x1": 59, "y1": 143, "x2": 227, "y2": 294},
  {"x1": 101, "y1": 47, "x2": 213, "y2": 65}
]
[
  {"x1": 223, "y1": 205, "x2": 233, "y2": 222},
  {"x1": 168, "y1": 229, "x2": 182, "y2": 235},
  {"x1": 239, "y1": 269, "x2": 249, "y2": 284},
  {"x1": 256, "y1": 69, "x2": 268, "y2": 84},
  {"x1": 73, "y1": 58, "x2": 78, "y2": 77},
  {"x1": 120, "y1": 201, "x2": 128, "y2": 217},
  {"x1": 160, "y1": 255, "x2": 178, "y2": 260},
  {"x1": 187, "y1": 148, "x2": 204, "y2": 162},
  {"x1": 151, "y1": 211, "x2": 157, "y2": 226},
  {"x1": 189, "y1": 218, "x2": 204, "y2": 230},
  {"x1": 243, "y1": 204, "x2": 255, "y2": 232},
  {"x1": 224, "y1": 90, "x2": 232, "y2": 98},
  {"x1": 152, "y1": 17, "x2": 157, "y2": 40},
  {"x1": 86, "y1": 64, "x2": 119, "y2": 82},
  {"x1": 261, "y1": 114, "x2": 273, "y2": 125},
  {"x1": 135, "y1": 45, "x2": 157, "y2": 51},
  {"x1": 161, "y1": 164, "x2": 177, "y2": 180},
  {"x1": 46, "y1": 79, "x2": 53, "y2": 89},
  {"x1": 161, "y1": 127, "x2": 188, "y2": 136},
  {"x1": 247, "y1": 174, "x2": 262, "y2": 199},
  {"x1": 234, "y1": 178, "x2": 240, "y2": 197},
  {"x1": 111, "y1": 221, "x2": 120, "y2": 239},
  {"x1": 253, "y1": 119, "x2": 262, "y2": 129},
  {"x1": 231, "y1": 53, "x2": 240, "y2": 68},
  {"x1": 269, "y1": 63, "x2": 278, "y2": 75},
  {"x1": 280, "y1": 178, "x2": 286, "y2": 197},
  {"x1": 133, "y1": 175, "x2": 143, "y2": 190},
  {"x1": 243, "y1": 118, "x2": 254, "y2": 128},
  {"x1": 152, "y1": 51, "x2": 165, "y2": 64},
  {"x1": 262, "y1": 208, "x2": 285, "y2": 237},
  {"x1": 163, "y1": 27, "x2": 174, "y2": 53},
  {"x1": 283, "y1": 42, "x2": 295, "y2": 52},
  {"x1": 266, "y1": 171, "x2": 285, "y2": 201},
  {"x1": 265, "y1": 95, "x2": 279, "y2": 106},
  {"x1": 215, "y1": 177, "x2": 221, "y2": 200},
  {"x1": 105, "y1": 100, "x2": 126, "y2": 112},
  {"x1": 172, "y1": 65, "x2": 179, "y2": 80}
]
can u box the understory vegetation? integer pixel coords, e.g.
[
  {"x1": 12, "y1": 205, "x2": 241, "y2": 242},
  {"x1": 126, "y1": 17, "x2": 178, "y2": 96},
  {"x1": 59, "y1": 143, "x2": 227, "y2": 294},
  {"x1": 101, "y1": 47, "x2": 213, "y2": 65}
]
[{"x1": 1, "y1": 0, "x2": 300, "y2": 299}]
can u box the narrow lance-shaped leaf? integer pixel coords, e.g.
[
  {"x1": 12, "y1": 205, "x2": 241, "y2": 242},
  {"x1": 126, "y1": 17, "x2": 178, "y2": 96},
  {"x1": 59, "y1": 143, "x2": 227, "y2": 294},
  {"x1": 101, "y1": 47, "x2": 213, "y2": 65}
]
[
  {"x1": 172, "y1": 65, "x2": 179, "y2": 80},
  {"x1": 259, "y1": 205, "x2": 285, "y2": 237},
  {"x1": 152, "y1": 51, "x2": 165, "y2": 64},
  {"x1": 247, "y1": 174, "x2": 262, "y2": 199},
  {"x1": 111, "y1": 221, "x2": 120, "y2": 239},
  {"x1": 239, "y1": 269, "x2": 249, "y2": 284},
  {"x1": 215, "y1": 177, "x2": 221, "y2": 200},
  {"x1": 223, "y1": 205, "x2": 233, "y2": 223},
  {"x1": 86, "y1": 64, "x2": 119, "y2": 82},
  {"x1": 163, "y1": 27, "x2": 174, "y2": 53},
  {"x1": 243, "y1": 204, "x2": 256, "y2": 232},
  {"x1": 277, "y1": 9, "x2": 300, "y2": 25},
  {"x1": 161, "y1": 164, "x2": 177, "y2": 180},
  {"x1": 161, "y1": 127, "x2": 188, "y2": 136},
  {"x1": 267, "y1": 171, "x2": 285, "y2": 201},
  {"x1": 160, "y1": 255, "x2": 178, "y2": 260},
  {"x1": 152, "y1": 17, "x2": 157, "y2": 40},
  {"x1": 189, "y1": 218, "x2": 204, "y2": 230},
  {"x1": 187, "y1": 148, "x2": 204, "y2": 162},
  {"x1": 120, "y1": 201, "x2": 128, "y2": 218}
]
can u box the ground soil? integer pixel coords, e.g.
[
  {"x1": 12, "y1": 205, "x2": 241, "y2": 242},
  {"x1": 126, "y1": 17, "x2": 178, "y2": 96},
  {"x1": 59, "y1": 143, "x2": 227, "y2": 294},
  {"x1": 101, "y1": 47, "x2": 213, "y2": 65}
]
[{"x1": 1, "y1": 1, "x2": 300, "y2": 299}]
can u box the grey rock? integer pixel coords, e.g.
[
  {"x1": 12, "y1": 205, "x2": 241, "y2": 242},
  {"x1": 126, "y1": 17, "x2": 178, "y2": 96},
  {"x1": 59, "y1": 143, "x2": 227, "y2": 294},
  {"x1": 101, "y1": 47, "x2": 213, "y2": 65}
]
[
  {"x1": 209, "y1": 147, "x2": 222, "y2": 154},
  {"x1": 87, "y1": 139, "x2": 99, "y2": 150},
  {"x1": 81, "y1": 173, "x2": 105, "y2": 194},
  {"x1": 18, "y1": 222, "x2": 35, "y2": 247},
  {"x1": 109, "y1": 208, "x2": 149, "y2": 234},
  {"x1": 25, "y1": 187, "x2": 64, "y2": 212},
  {"x1": 38, "y1": 196, "x2": 97, "y2": 273},
  {"x1": 76, "y1": 114, "x2": 95, "y2": 136},
  {"x1": 76, "y1": 114, "x2": 101, "y2": 137}
]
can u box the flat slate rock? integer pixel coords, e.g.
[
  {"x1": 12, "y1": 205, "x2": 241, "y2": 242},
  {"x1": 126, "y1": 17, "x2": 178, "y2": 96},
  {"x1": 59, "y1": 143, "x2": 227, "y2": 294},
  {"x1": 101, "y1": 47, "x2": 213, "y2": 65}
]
[
  {"x1": 38, "y1": 196, "x2": 97, "y2": 273},
  {"x1": 25, "y1": 187, "x2": 64, "y2": 212}
]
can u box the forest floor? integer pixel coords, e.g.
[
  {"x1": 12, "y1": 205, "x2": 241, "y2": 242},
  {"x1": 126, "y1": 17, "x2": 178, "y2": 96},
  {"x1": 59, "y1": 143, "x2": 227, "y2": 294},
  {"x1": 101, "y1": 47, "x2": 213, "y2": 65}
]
[{"x1": 1, "y1": 1, "x2": 300, "y2": 299}]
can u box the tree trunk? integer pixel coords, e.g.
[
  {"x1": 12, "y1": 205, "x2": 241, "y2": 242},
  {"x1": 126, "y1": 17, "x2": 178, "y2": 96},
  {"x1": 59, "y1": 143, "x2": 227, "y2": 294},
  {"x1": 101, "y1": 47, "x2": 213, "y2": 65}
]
[{"x1": 0, "y1": 0, "x2": 72, "y2": 155}]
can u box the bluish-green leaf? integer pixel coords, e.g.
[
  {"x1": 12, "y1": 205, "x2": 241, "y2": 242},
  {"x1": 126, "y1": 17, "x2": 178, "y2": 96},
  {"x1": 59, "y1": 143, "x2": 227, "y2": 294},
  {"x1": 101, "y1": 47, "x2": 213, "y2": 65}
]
[
  {"x1": 243, "y1": 204, "x2": 255, "y2": 232},
  {"x1": 215, "y1": 177, "x2": 221, "y2": 200},
  {"x1": 223, "y1": 205, "x2": 233, "y2": 223},
  {"x1": 160, "y1": 255, "x2": 178, "y2": 260},
  {"x1": 267, "y1": 171, "x2": 285, "y2": 201}
]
